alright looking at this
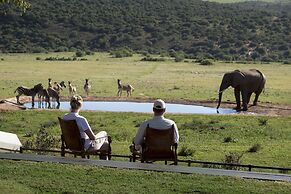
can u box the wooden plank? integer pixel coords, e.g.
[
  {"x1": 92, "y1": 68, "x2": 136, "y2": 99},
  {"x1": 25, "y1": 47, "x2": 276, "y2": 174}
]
[{"x1": 0, "y1": 153, "x2": 290, "y2": 182}]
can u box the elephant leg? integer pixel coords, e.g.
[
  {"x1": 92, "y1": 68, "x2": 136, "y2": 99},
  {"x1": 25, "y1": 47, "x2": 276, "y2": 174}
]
[
  {"x1": 241, "y1": 91, "x2": 248, "y2": 111},
  {"x1": 247, "y1": 92, "x2": 252, "y2": 104},
  {"x1": 234, "y1": 88, "x2": 241, "y2": 110},
  {"x1": 253, "y1": 91, "x2": 261, "y2": 106}
]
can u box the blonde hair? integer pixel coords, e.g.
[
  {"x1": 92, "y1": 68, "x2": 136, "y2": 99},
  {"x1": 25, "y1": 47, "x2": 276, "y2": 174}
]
[{"x1": 70, "y1": 95, "x2": 83, "y2": 110}]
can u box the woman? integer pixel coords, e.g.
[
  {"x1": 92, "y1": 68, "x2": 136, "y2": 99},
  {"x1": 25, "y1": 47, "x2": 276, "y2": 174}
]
[{"x1": 63, "y1": 95, "x2": 109, "y2": 159}]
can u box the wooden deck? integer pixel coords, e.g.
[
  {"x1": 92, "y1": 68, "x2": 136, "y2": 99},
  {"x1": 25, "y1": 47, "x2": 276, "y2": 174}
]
[{"x1": 0, "y1": 152, "x2": 290, "y2": 182}]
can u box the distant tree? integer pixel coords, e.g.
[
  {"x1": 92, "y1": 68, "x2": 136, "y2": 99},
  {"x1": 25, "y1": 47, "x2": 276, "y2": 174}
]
[{"x1": 0, "y1": 0, "x2": 30, "y2": 11}]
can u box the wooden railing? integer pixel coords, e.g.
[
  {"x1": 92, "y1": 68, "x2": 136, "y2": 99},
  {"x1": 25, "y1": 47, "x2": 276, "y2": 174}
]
[{"x1": 1, "y1": 147, "x2": 289, "y2": 173}]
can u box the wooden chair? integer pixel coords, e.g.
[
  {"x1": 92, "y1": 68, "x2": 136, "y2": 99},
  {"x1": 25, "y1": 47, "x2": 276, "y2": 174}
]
[
  {"x1": 58, "y1": 117, "x2": 112, "y2": 159},
  {"x1": 132, "y1": 124, "x2": 178, "y2": 165}
]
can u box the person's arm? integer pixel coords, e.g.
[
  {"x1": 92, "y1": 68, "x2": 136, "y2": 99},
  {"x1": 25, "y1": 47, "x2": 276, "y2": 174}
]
[
  {"x1": 134, "y1": 121, "x2": 147, "y2": 146},
  {"x1": 84, "y1": 129, "x2": 96, "y2": 140},
  {"x1": 78, "y1": 117, "x2": 96, "y2": 140},
  {"x1": 173, "y1": 123, "x2": 179, "y2": 143}
]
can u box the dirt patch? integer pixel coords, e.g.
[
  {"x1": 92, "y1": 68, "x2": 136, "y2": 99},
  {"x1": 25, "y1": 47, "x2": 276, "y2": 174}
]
[{"x1": 1, "y1": 96, "x2": 291, "y2": 116}]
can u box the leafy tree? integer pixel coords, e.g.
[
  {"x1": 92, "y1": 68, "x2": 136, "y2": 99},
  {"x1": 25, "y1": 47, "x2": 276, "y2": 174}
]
[{"x1": 0, "y1": 0, "x2": 30, "y2": 11}]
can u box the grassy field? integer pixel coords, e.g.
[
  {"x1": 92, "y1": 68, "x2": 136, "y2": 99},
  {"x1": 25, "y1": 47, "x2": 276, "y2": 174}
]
[
  {"x1": 0, "y1": 52, "x2": 291, "y2": 104},
  {"x1": 1, "y1": 160, "x2": 290, "y2": 194},
  {"x1": 1, "y1": 110, "x2": 290, "y2": 168},
  {"x1": 1, "y1": 52, "x2": 291, "y2": 192}
]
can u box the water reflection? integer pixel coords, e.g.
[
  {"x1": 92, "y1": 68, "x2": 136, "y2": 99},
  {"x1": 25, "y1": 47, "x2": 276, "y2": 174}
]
[{"x1": 25, "y1": 101, "x2": 237, "y2": 114}]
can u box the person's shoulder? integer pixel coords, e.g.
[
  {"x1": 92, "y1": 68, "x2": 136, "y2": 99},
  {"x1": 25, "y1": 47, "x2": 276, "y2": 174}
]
[
  {"x1": 140, "y1": 119, "x2": 150, "y2": 128},
  {"x1": 75, "y1": 114, "x2": 87, "y2": 121},
  {"x1": 163, "y1": 117, "x2": 176, "y2": 124}
]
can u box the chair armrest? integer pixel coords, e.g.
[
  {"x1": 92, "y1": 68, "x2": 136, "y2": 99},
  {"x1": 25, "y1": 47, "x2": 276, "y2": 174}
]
[
  {"x1": 107, "y1": 136, "x2": 112, "y2": 144},
  {"x1": 172, "y1": 143, "x2": 178, "y2": 151}
]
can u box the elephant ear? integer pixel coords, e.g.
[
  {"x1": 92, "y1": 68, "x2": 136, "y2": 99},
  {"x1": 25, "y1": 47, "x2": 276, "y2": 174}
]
[{"x1": 231, "y1": 70, "x2": 245, "y2": 88}]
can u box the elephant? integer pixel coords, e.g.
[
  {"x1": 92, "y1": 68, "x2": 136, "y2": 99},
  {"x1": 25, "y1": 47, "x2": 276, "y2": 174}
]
[{"x1": 217, "y1": 69, "x2": 266, "y2": 111}]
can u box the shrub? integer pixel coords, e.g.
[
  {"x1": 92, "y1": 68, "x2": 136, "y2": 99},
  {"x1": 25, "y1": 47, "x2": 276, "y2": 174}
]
[
  {"x1": 36, "y1": 57, "x2": 42, "y2": 60},
  {"x1": 248, "y1": 143, "x2": 261, "y2": 153},
  {"x1": 55, "y1": 46, "x2": 68, "y2": 52},
  {"x1": 258, "y1": 118, "x2": 268, "y2": 126},
  {"x1": 75, "y1": 50, "x2": 85, "y2": 57},
  {"x1": 85, "y1": 51, "x2": 95, "y2": 55},
  {"x1": 110, "y1": 49, "x2": 133, "y2": 58},
  {"x1": 22, "y1": 127, "x2": 58, "y2": 154},
  {"x1": 174, "y1": 55, "x2": 184, "y2": 62},
  {"x1": 282, "y1": 61, "x2": 291, "y2": 65},
  {"x1": 173, "y1": 85, "x2": 180, "y2": 90},
  {"x1": 0, "y1": 58, "x2": 4, "y2": 61},
  {"x1": 35, "y1": 128, "x2": 58, "y2": 153},
  {"x1": 178, "y1": 146, "x2": 195, "y2": 157},
  {"x1": 199, "y1": 59, "x2": 214, "y2": 66},
  {"x1": 223, "y1": 152, "x2": 243, "y2": 170},
  {"x1": 223, "y1": 136, "x2": 237, "y2": 143},
  {"x1": 141, "y1": 57, "x2": 166, "y2": 62}
]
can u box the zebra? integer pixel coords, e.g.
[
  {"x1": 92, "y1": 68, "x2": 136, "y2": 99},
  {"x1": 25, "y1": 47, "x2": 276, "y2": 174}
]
[
  {"x1": 68, "y1": 81, "x2": 77, "y2": 96},
  {"x1": 37, "y1": 89, "x2": 50, "y2": 108},
  {"x1": 117, "y1": 79, "x2": 134, "y2": 97},
  {"x1": 47, "y1": 87, "x2": 60, "y2": 108},
  {"x1": 14, "y1": 83, "x2": 44, "y2": 107},
  {"x1": 83, "y1": 79, "x2": 91, "y2": 97},
  {"x1": 53, "y1": 81, "x2": 66, "y2": 94}
]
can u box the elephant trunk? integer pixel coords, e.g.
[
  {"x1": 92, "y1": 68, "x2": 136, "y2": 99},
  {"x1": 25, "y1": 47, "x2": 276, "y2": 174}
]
[{"x1": 217, "y1": 90, "x2": 223, "y2": 109}]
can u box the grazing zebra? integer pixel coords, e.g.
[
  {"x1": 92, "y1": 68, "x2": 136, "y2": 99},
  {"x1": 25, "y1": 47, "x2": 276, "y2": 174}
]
[
  {"x1": 47, "y1": 87, "x2": 60, "y2": 108},
  {"x1": 53, "y1": 81, "x2": 66, "y2": 94},
  {"x1": 68, "y1": 81, "x2": 77, "y2": 96},
  {"x1": 83, "y1": 79, "x2": 91, "y2": 96},
  {"x1": 14, "y1": 83, "x2": 44, "y2": 107},
  {"x1": 37, "y1": 89, "x2": 50, "y2": 108},
  {"x1": 117, "y1": 79, "x2": 134, "y2": 97}
]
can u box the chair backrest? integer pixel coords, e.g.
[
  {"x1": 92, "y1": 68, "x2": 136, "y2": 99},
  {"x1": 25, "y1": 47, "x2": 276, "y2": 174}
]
[
  {"x1": 58, "y1": 117, "x2": 83, "y2": 151},
  {"x1": 144, "y1": 124, "x2": 175, "y2": 152}
]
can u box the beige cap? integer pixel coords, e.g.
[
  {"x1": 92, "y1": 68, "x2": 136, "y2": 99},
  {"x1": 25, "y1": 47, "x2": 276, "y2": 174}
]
[{"x1": 153, "y1": 99, "x2": 166, "y2": 109}]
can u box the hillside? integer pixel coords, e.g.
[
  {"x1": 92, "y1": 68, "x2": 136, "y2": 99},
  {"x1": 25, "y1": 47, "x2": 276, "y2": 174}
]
[
  {"x1": 0, "y1": 0, "x2": 290, "y2": 61},
  {"x1": 208, "y1": 0, "x2": 290, "y2": 3}
]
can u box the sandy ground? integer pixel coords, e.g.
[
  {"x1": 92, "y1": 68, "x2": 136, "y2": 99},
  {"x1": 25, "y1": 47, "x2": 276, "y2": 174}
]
[{"x1": 1, "y1": 96, "x2": 291, "y2": 116}]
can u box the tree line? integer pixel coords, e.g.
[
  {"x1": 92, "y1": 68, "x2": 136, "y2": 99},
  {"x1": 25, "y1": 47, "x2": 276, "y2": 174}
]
[{"x1": 0, "y1": 0, "x2": 290, "y2": 62}]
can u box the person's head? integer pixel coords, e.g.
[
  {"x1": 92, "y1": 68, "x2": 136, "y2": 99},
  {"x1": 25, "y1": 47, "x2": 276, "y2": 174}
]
[
  {"x1": 70, "y1": 95, "x2": 83, "y2": 112},
  {"x1": 153, "y1": 99, "x2": 166, "y2": 116}
]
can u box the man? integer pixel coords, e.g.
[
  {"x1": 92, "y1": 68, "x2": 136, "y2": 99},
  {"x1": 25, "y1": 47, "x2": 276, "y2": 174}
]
[{"x1": 132, "y1": 99, "x2": 179, "y2": 152}]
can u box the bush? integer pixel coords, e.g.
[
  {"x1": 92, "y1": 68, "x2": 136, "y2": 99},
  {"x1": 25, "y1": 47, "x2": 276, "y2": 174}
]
[
  {"x1": 248, "y1": 143, "x2": 261, "y2": 153},
  {"x1": 0, "y1": 58, "x2": 4, "y2": 61},
  {"x1": 199, "y1": 59, "x2": 214, "y2": 66},
  {"x1": 223, "y1": 152, "x2": 244, "y2": 170},
  {"x1": 110, "y1": 49, "x2": 133, "y2": 58},
  {"x1": 85, "y1": 51, "x2": 95, "y2": 55},
  {"x1": 45, "y1": 57, "x2": 73, "y2": 61},
  {"x1": 36, "y1": 57, "x2": 42, "y2": 60},
  {"x1": 75, "y1": 50, "x2": 85, "y2": 57},
  {"x1": 282, "y1": 61, "x2": 291, "y2": 65},
  {"x1": 258, "y1": 118, "x2": 268, "y2": 126},
  {"x1": 223, "y1": 136, "x2": 237, "y2": 143},
  {"x1": 174, "y1": 55, "x2": 184, "y2": 62},
  {"x1": 178, "y1": 146, "x2": 195, "y2": 157},
  {"x1": 141, "y1": 57, "x2": 166, "y2": 62}
]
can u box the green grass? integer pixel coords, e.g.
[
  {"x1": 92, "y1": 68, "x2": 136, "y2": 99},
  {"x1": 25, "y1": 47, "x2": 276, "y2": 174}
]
[
  {"x1": 1, "y1": 52, "x2": 291, "y2": 192},
  {"x1": 1, "y1": 110, "x2": 290, "y2": 168},
  {"x1": 0, "y1": 160, "x2": 290, "y2": 194},
  {"x1": 0, "y1": 52, "x2": 291, "y2": 104}
]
